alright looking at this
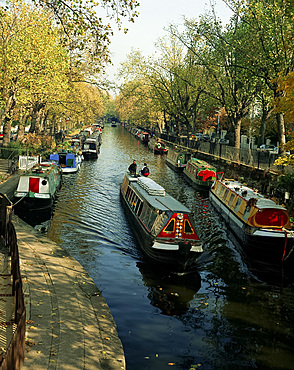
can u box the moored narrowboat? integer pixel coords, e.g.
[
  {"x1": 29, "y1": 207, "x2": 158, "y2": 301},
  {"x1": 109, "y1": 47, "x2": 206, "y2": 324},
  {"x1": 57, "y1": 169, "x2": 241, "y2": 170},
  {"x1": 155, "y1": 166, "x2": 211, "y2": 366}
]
[
  {"x1": 82, "y1": 136, "x2": 100, "y2": 160},
  {"x1": 50, "y1": 151, "x2": 83, "y2": 174},
  {"x1": 209, "y1": 179, "x2": 294, "y2": 268},
  {"x1": 183, "y1": 158, "x2": 221, "y2": 189},
  {"x1": 13, "y1": 162, "x2": 62, "y2": 212},
  {"x1": 139, "y1": 132, "x2": 149, "y2": 143},
  {"x1": 166, "y1": 148, "x2": 192, "y2": 172},
  {"x1": 120, "y1": 173, "x2": 203, "y2": 273}
]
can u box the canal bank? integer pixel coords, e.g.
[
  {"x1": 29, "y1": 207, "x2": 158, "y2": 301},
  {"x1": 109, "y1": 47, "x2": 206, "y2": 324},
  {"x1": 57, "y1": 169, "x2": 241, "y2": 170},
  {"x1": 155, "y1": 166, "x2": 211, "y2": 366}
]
[{"x1": 0, "y1": 175, "x2": 125, "y2": 369}]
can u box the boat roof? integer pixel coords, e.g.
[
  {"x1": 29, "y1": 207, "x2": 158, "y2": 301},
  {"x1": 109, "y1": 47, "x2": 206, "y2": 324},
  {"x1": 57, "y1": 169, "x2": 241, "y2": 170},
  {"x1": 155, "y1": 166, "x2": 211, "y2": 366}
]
[
  {"x1": 127, "y1": 174, "x2": 191, "y2": 213},
  {"x1": 23, "y1": 162, "x2": 58, "y2": 177},
  {"x1": 220, "y1": 179, "x2": 286, "y2": 210},
  {"x1": 189, "y1": 158, "x2": 216, "y2": 169}
]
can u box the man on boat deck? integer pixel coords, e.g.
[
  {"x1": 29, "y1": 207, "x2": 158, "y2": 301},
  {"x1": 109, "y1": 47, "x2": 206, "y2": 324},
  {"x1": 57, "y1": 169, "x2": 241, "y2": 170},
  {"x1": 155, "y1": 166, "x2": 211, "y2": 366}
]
[
  {"x1": 141, "y1": 163, "x2": 150, "y2": 177},
  {"x1": 128, "y1": 160, "x2": 137, "y2": 175}
]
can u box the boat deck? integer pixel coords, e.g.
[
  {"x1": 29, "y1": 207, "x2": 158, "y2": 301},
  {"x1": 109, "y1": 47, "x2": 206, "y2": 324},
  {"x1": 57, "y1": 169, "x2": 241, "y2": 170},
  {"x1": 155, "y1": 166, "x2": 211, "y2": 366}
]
[{"x1": 128, "y1": 175, "x2": 190, "y2": 213}]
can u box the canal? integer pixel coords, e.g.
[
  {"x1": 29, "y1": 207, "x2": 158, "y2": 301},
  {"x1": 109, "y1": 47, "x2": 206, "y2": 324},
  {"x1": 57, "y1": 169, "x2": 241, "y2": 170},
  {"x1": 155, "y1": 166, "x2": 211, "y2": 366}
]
[{"x1": 44, "y1": 125, "x2": 294, "y2": 369}]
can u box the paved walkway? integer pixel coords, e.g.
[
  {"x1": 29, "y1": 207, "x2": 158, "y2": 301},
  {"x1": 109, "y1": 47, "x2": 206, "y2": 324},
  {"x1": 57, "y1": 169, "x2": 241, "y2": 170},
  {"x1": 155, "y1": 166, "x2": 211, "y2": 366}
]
[{"x1": 0, "y1": 175, "x2": 126, "y2": 369}]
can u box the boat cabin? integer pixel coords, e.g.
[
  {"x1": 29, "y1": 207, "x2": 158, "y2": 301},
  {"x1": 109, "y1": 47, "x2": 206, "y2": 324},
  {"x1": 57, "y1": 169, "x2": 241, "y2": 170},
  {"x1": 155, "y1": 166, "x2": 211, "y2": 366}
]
[
  {"x1": 121, "y1": 175, "x2": 199, "y2": 242},
  {"x1": 166, "y1": 149, "x2": 191, "y2": 170},
  {"x1": 183, "y1": 158, "x2": 222, "y2": 189},
  {"x1": 211, "y1": 180, "x2": 291, "y2": 229},
  {"x1": 14, "y1": 162, "x2": 62, "y2": 211},
  {"x1": 50, "y1": 152, "x2": 76, "y2": 169}
]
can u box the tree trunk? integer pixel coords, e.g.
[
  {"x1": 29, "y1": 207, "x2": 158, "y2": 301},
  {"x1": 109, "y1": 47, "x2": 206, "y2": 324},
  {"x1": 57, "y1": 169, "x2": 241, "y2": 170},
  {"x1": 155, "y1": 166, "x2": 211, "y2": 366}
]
[
  {"x1": 233, "y1": 118, "x2": 242, "y2": 149},
  {"x1": 258, "y1": 110, "x2": 267, "y2": 146},
  {"x1": 29, "y1": 102, "x2": 46, "y2": 133},
  {"x1": 2, "y1": 92, "x2": 16, "y2": 146},
  {"x1": 2, "y1": 118, "x2": 11, "y2": 147},
  {"x1": 276, "y1": 112, "x2": 286, "y2": 153}
]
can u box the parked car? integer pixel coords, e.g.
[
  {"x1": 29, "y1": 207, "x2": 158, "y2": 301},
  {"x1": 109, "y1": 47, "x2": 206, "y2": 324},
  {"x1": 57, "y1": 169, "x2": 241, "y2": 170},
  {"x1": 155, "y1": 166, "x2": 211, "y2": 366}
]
[
  {"x1": 259, "y1": 144, "x2": 278, "y2": 154},
  {"x1": 219, "y1": 139, "x2": 229, "y2": 145}
]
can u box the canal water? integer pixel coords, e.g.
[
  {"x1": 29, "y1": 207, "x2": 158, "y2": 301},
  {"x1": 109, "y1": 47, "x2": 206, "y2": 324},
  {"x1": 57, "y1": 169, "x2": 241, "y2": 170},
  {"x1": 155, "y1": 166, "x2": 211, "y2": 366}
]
[{"x1": 43, "y1": 126, "x2": 294, "y2": 369}]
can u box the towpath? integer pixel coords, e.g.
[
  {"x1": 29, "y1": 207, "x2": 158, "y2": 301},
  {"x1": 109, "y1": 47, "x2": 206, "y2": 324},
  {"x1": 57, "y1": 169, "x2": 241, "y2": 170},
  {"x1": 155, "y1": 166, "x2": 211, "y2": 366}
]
[{"x1": 0, "y1": 174, "x2": 126, "y2": 369}]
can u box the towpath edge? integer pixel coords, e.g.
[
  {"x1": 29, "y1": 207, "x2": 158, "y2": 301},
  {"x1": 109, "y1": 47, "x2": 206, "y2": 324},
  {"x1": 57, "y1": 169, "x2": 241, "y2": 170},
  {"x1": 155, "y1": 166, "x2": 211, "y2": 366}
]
[{"x1": 13, "y1": 215, "x2": 125, "y2": 370}]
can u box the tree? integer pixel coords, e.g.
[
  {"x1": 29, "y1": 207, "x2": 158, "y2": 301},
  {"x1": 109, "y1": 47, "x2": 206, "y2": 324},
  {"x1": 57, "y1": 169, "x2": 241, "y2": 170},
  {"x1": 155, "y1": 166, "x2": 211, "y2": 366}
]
[{"x1": 224, "y1": 0, "x2": 294, "y2": 152}]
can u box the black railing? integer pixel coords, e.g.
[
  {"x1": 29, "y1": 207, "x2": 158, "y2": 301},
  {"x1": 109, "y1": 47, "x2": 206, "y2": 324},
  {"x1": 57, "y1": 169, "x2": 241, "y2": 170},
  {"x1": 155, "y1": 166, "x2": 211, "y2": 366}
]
[
  {"x1": 159, "y1": 134, "x2": 281, "y2": 171},
  {"x1": 0, "y1": 194, "x2": 25, "y2": 370}
]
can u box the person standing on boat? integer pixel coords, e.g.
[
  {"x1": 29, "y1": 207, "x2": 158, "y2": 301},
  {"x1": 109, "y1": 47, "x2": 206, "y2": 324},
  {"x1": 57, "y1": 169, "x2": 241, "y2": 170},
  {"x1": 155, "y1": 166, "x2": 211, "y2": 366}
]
[
  {"x1": 128, "y1": 160, "x2": 137, "y2": 175},
  {"x1": 141, "y1": 163, "x2": 150, "y2": 177}
]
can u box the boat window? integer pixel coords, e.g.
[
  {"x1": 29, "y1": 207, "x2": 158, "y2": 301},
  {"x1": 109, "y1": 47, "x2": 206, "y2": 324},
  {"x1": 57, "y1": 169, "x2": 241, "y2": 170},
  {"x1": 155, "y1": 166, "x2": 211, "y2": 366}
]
[
  {"x1": 132, "y1": 195, "x2": 138, "y2": 208},
  {"x1": 215, "y1": 183, "x2": 222, "y2": 194},
  {"x1": 238, "y1": 201, "x2": 246, "y2": 215},
  {"x1": 234, "y1": 197, "x2": 242, "y2": 212},
  {"x1": 135, "y1": 198, "x2": 142, "y2": 214},
  {"x1": 228, "y1": 193, "x2": 235, "y2": 206},
  {"x1": 140, "y1": 207, "x2": 158, "y2": 231},
  {"x1": 127, "y1": 189, "x2": 135, "y2": 204},
  {"x1": 147, "y1": 211, "x2": 157, "y2": 230},
  {"x1": 184, "y1": 219, "x2": 193, "y2": 234},
  {"x1": 163, "y1": 219, "x2": 175, "y2": 233},
  {"x1": 223, "y1": 189, "x2": 229, "y2": 201},
  {"x1": 137, "y1": 202, "x2": 143, "y2": 216},
  {"x1": 219, "y1": 186, "x2": 226, "y2": 198},
  {"x1": 126, "y1": 187, "x2": 131, "y2": 199}
]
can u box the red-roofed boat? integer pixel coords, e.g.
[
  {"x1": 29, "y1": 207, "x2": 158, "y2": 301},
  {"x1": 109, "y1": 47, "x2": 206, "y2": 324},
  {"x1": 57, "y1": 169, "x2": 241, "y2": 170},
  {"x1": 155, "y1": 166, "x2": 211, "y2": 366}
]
[{"x1": 209, "y1": 179, "x2": 294, "y2": 268}]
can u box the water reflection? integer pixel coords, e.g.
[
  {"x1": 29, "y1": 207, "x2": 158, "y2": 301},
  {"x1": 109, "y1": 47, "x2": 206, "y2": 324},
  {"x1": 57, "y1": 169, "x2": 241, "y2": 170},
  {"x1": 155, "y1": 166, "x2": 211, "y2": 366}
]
[{"x1": 137, "y1": 262, "x2": 201, "y2": 316}]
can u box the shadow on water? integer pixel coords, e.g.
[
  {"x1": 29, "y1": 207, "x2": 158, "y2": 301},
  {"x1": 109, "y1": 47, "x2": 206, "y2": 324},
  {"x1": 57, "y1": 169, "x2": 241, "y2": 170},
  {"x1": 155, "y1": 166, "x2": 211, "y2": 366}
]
[{"x1": 137, "y1": 262, "x2": 201, "y2": 316}]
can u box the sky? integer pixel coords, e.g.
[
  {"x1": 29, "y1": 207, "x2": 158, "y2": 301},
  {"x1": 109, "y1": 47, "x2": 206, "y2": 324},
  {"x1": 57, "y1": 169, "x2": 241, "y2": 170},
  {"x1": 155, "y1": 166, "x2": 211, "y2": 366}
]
[{"x1": 105, "y1": 0, "x2": 233, "y2": 88}]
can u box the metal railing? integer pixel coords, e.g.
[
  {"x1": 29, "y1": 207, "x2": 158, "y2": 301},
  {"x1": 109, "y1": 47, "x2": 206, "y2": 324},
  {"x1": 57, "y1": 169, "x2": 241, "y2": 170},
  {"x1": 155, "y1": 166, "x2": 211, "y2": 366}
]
[
  {"x1": 0, "y1": 148, "x2": 20, "y2": 175},
  {"x1": 160, "y1": 134, "x2": 281, "y2": 171},
  {"x1": 0, "y1": 194, "x2": 25, "y2": 370}
]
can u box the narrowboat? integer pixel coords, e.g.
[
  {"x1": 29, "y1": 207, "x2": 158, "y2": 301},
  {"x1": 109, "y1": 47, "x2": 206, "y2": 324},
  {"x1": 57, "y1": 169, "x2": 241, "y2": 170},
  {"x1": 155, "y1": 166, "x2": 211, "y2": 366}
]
[
  {"x1": 69, "y1": 137, "x2": 82, "y2": 150},
  {"x1": 183, "y1": 158, "x2": 221, "y2": 189},
  {"x1": 82, "y1": 136, "x2": 100, "y2": 160},
  {"x1": 120, "y1": 173, "x2": 203, "y2": 273},
  {"x1": 154, "y1": 141, "x2": 168, "y2": 154},
  {"x1": 209, "y1": 179, "x2": 294, "y2": 268},
  {"x1": 50, "y1": 150, "x2": 83, "y2": 173},
  {"x1": 79, "y1": 127, "x2": 93, "y2": 143},
  {"x1": 166, "y1": 148, "x2": 192, "y2": 172},
  {"x1": 13, "y1": 162, "x2": 62, "y2": 212},
  {"x1": 139, "y1": 132, "x2": 149, "y2": 143}
]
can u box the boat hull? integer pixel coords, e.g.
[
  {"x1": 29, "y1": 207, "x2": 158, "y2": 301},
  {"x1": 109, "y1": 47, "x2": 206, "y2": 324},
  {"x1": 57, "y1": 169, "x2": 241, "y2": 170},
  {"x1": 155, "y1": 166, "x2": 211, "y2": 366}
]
[
  {"x1": 120, "y1": 186, "x2": 202, "y2": 273},
  {"x1": 209, "y1": 190, "x2": 294, "y2": 269},
  {"x1": 165, "y1": 158, "x2": 186, "y2": 172},
  {"x1": 183, "y1": 168, "x2": 212, "y2": 190},
  {"x1": 154, "y1": 149, "x2": 168, "y2": 154},
  {"x1": 82, "y1": 151, "x2": 99, "y2": 160},
  {"x1": 13, "y1": 196, "x2": 54, "y2": 212}
]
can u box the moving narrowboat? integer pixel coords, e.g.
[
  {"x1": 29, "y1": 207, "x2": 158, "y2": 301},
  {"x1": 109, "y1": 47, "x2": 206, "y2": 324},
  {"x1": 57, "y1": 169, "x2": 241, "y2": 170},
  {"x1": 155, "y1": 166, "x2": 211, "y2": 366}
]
[
  {"x1": 120, "y1": 173, "x2": 203, "y2": 273},
  {"x1": 153, "y1": 141, "x2": 168, "y2": 154},
  {"x1": 50, "y1": 151, "x2": 83, "y2": 174},
  {"x1": 209, "y1": 179, "x2": 294, "y2": 268},
  {"x1": 82, "y1": 136, "x2": 100, "y2": 160},
  {"x1": 166, "y1": 148, "x2": 192, "y2": 172},
  {"x1": 183, "y1": 158, "x2": 221, "y2": 189},
  {"x1": 13, "y1": 162, "x2": 62, "y2": 212}
]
